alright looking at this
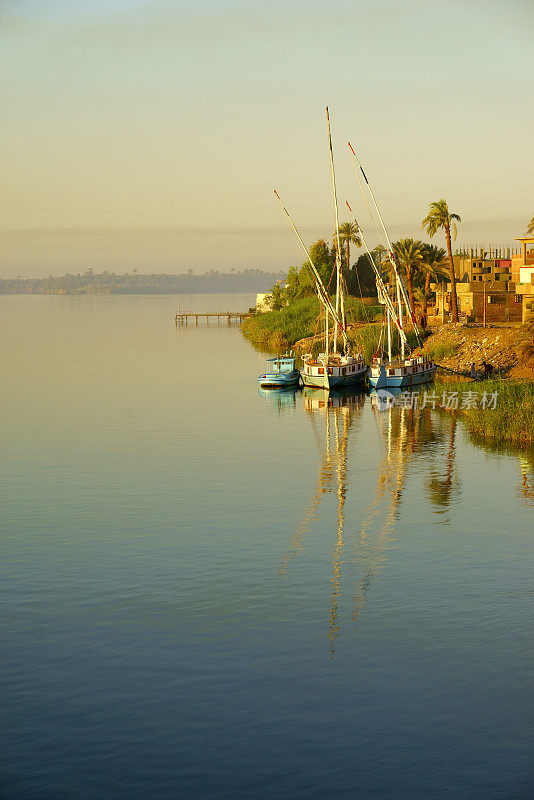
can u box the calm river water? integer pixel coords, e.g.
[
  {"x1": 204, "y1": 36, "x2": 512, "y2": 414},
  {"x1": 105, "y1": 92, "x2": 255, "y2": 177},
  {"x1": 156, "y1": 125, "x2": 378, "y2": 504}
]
[{"x1": 1, "y1": 294, "x2": 533, "y2": 799}]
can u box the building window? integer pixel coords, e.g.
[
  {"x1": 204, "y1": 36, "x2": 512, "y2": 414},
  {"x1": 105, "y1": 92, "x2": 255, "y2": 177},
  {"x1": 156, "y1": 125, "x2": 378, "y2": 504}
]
[{"x1": 318, "y1": 367, "x2": 324, "y2": 374}]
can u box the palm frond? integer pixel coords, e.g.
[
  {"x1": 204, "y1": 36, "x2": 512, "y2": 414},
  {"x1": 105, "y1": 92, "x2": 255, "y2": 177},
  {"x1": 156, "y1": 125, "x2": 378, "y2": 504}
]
[{"x1": 422, "y1": 198, "x2": 461, "y2": 240}]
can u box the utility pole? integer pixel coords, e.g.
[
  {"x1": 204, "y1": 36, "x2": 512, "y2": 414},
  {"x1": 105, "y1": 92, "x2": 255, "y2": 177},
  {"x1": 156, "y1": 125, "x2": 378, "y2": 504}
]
[{"x1": 483, "y1": 279, "x2": 492, "y2": 327}]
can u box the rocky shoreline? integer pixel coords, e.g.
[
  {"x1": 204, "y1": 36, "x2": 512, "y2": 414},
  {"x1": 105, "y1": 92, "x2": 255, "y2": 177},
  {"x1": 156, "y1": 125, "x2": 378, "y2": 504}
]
[{"x1": 420, "y1": 323, "x2": 534, "y2": 380}]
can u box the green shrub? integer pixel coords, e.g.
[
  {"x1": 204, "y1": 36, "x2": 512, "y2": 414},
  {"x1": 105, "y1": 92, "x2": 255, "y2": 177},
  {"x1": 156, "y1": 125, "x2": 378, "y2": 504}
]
[
  {"x1": 434, "y1": 379, "x2": 534, "y2": 445},
  {"x1": 242, "y1": 295, "x2": 382, "y2": 351},
  {"x1": 311, "y1": 340, "x2": 323, "y2": 358},
  {"x1": 426, "y1": 342, "x2": 456, "y2": 361}
]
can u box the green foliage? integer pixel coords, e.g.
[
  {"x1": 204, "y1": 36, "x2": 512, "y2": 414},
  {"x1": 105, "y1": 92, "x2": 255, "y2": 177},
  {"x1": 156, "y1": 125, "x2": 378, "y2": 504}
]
[
  {"x1": 392, "y1": 238, "x2": 424, "y2": 300},
  {"x1": 336, "y1": 222, "x2": 361, "y2": 251},
  {"x1": 279, "y1": 233, "x2": 379, "y2": 306},
  {"x1": 422, "y1": 200, "x2": 461, "y2": 322},
  {"x1": 435, "y1": 380, "x2": 534, "y2": 446},
  {"x1": 426, "y1": 342, "x2": 456, "y2": 361},
  {"x1": 243, "y1": 295, "x2": 324, "y2": 350},
  {"x1": 309, "y1": 239, "x2": 336, "y2": 287},
  {"x1": 268, "y1": 280, "x2": 286, "y2": 311},
  {"x1": 347, "y1": 323, "x2": 419, "y2": 364},
  {"x1": 334, "y1": 222, "x2": 362, "y2": 274},
  {"x1": 242, "y1": 295, "x2": 382, "y2": 351},
  {"x1": 311, "y1": 339, "x2": 324, "y2": 358},
  {"x1": 419, "y1": 243, "x2": 449, "y2": 285},
  {"x1": 346, "y1": 299, "x2": 378, "y2": 322},
  {"x1": 422, "y1": 199, "x2": 461, "y2": 241},
  {"x1": 349, "y1": 253, "x2": 379, "y2": 296},
  {"x1": 284, "y1": 264, "x2": 315, "y2": 302},
  {"x1": 348, "y1": 323, "x2": 383, "y2": 364},
  {"x1": 527, "y1": 214, "x2": 534, "y2": 236},
  {"x1": 393, "y1": 238, "x2": 424, "y2": 267}
]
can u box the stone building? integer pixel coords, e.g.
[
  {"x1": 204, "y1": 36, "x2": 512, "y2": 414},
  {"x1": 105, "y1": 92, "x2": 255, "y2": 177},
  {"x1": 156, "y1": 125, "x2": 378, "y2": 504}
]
[
  {"x1": 429, "y1": 235, "x2": 534, "y2": 324},
  {"x1": 514, "y1": 236, "x2": 534, "y2": 323},
  {"x1": 430, "y1": 280, "x2": 522, "y2": 325}
]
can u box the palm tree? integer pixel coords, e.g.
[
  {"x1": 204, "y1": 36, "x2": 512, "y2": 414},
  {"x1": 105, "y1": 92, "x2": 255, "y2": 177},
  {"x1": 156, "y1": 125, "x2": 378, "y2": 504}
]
[
  {"x1": 422, "y1": 199, "x2": 461, "y2": 322},
  {"x1": 333, "y1": 222, "x2": 361, "y2": 271},
  {"x1": 413, "y1": 286, "x2": 431, "y2": 327},
  {"x1": 419, "y1": 244, "x2": 448, "y2": 321},
  {"x1": 527, "y1": 214, "x2": 534, "y2": 236},
  {"x1": 392, "y1": 238, "x2": 424, "y2": 313}
]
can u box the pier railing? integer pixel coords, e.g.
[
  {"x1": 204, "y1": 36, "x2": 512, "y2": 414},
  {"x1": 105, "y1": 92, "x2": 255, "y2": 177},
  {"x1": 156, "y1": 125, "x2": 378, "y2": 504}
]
[{"x1": 174, "y1": 312, "x2": 250, "y2": 325}]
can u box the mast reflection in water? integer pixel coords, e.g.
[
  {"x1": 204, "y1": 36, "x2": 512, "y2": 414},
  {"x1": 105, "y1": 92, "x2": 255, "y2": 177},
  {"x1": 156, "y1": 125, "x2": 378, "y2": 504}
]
[{"x1": 268, "y1": 386, "x2": 468, "y2": 659}]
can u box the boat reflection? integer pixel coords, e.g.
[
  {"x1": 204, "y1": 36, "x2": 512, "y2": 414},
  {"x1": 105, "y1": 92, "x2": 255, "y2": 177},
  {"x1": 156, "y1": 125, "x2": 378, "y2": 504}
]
[
  {"x1": 257, "y1": 386, "x2": 299, "y2": 413},
  {"x1": 517, "y1": 453, "x2": 534, "y2": 505},
  {"x1": 279, "y1": 388, "x2": 364, "y2": 580},
  {"x1": 305, "y1": 388, "x2": 365, "y2": 657},
  {"x1": 282, "y1": 387, "x2": 462, "y2": 659},
  {"x1": 351, "y1": 400, "x2": 447, "y2": 628},
  {"x1": 270, "y1": 383, "x2": 534, "y2": 657}
]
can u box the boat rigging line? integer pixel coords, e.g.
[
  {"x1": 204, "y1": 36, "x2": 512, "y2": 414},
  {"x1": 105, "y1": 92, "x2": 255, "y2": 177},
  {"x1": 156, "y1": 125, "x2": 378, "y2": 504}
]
[
  {"x1": 326, "y1": 107, "x2": 345, "y2": 354},
  {"x1": 273, "y1": 189, "x2": 346, "y2": 340},
  {"x1": 345, "y1": 200, "x2": 406, "y2": 346},
  {"x1": 348, "y1": 142, "x2": 422, "y2": 348}
]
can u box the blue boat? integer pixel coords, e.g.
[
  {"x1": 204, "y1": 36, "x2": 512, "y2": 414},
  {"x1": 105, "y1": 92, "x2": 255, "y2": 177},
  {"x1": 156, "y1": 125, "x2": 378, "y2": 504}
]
[
  {"x1": 368, "y1": 356, "x2": 437, "y2": 389},
  {"x1": 258, "y1": 386, "x2": 298, "y2": 411},
  {"x1": 258, "y1": 355, "x2": 300, "y2": 388}
]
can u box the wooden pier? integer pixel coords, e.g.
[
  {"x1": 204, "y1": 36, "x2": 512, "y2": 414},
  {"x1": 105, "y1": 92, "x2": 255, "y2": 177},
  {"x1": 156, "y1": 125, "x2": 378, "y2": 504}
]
[{"x1": 174, "y1": 311, "x2": 249, "y2": 325}]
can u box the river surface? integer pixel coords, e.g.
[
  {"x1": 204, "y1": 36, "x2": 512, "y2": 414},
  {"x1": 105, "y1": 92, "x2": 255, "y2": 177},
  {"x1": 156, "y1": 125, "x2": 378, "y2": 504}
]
[{"x1": 1, "y1": 294, "x2": 533, "y2": 800}]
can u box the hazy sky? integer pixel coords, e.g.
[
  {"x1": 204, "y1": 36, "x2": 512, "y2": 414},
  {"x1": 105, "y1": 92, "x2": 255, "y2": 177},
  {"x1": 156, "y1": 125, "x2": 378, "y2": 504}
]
[{"x1": 2, "y1": 0, "x2": 533, "y2": 276}]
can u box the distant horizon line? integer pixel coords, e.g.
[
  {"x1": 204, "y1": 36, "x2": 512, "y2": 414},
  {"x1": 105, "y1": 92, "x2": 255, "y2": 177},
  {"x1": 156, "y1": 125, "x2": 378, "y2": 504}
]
[{"x1": 0, "y1": 267, "x2": 287, "y2": 281}]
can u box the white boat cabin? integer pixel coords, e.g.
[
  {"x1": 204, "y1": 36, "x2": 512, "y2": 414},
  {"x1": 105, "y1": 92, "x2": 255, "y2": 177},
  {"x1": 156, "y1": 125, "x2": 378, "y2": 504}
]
[
  {"x1": 302, "y1": 353, "x2": 366, "y2": 378},
  {"x1": 370, "y1": 355, "x2": 435, "y2": 378},
  {"x1": 266, "y1": 356, "x2": 296, "y2": 373}
]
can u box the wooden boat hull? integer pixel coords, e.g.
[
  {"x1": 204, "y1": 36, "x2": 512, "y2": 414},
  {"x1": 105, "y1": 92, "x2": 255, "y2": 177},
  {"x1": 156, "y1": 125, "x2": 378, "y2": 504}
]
[
  {"x1": 258, "y1": 370, "x2": 300, "y2": 388},
  {"x1": 368, "y1": 365, "x2": 437, "y2": 389},
  {"x1": 301, "y1": 369, "x2": 367, "y2": 389}
]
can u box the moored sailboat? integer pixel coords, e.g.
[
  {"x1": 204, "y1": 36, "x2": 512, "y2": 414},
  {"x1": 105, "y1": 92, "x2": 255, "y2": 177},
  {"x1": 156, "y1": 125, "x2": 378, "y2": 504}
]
[
  {"x1": 346, "y1": 146, "x2": 436, "y2": 389},
  {"x1": 258, "y1": 354, "x2": 300, "y2": 388},
  {"x1": 275, "y1": 108, "x2": 368, "y2": 391}
]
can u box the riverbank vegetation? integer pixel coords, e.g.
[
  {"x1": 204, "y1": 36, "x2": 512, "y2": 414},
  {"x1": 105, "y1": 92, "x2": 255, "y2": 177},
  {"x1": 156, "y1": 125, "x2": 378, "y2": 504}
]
[
  {"x1": 242, "y1": 295, "x2": 382, "y2": 353},
  {"x1": 435, "y1": 379, "x2": 534, "y2": 446},
  {"x1": 244, "y1": 209, "x2": 456, "y2": 351}
]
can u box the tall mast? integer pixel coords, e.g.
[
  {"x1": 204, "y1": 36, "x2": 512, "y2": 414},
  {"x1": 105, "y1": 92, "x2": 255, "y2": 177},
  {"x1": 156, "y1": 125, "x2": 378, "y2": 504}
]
[
  {"x1": 326, "y1": 107, "x2": 344, "y2": 354},
  {"x1": 274, "y1": 189, "x2": 347, "y2": 343},
  {"x1": 346, "y1": 201, "x2": 407, "y2": 348},
  {"x1": 397, "y1": 276, "x2": 405, "y2": 359},
  {"x1": 348, "y1": 143, "x2": 421, "y2": 344}
]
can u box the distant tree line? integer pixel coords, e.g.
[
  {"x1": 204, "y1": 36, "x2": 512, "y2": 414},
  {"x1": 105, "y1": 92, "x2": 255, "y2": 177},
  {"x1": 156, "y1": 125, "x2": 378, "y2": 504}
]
[{"x1": 0, "y1": 268, "x2": 286, "y2": 295}]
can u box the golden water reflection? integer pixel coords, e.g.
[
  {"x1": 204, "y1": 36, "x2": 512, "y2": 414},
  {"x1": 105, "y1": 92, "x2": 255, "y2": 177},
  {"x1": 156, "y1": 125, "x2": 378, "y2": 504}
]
[{"x1": 267, "y1": 386, "x2": 533, "y2": 658}]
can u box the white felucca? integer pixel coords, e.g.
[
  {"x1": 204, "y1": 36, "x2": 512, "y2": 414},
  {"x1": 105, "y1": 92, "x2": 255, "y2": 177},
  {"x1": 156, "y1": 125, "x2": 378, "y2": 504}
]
[
  {"x1": 347, "y1": 144, "x2": 436, "y2": 389},
  {"x1": 275, "y1": 109, "x2": 367, "y2": 391}
]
